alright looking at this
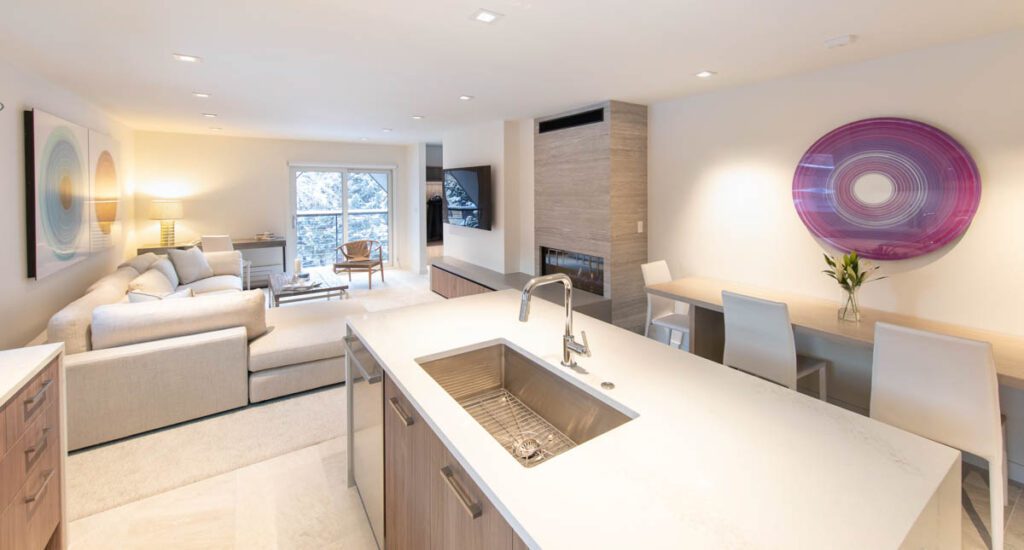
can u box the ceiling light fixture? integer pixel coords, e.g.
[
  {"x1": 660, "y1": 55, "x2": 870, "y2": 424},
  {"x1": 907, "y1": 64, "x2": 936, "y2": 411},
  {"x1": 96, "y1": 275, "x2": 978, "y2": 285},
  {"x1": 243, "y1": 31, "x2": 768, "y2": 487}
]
[
  {"x1": 695, "y1": 70, "x2": 716, "y2": 78},
  {"x1": 201, "y1": 113, "x2": 218, "y2": 118},
  {"x1": 459, "y1": 95, "x2": 474, "y2": 101},
  {"x1": 382, "y1": 128, "x2": 393, "y2": 133},
  {"x1": 209, "y1": 127, "x2": 222, "y2": 131},
  {"x1": 360, "y1": 137, "x2": 369, "y2": 141},
  {"x1": 411, "y1": 115, "x2": 424, "y2": 120},
  {"x1": 472, "y1": 9, "x2": 502, "y2": 23},
  {"x1": 192, "y1": 91, "x2": 211, "y2": 98},
  {"x1": 172, "y1": 53, "x2": 202, "y2": 63}
]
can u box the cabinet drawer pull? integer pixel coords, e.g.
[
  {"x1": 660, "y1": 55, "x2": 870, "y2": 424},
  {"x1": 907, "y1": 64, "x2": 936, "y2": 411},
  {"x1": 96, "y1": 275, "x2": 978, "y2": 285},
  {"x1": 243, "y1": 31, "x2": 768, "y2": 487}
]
[
  {"x1": 24, "y1": 427, "x2": 50, "y2": 466},
  {"x1": 388, "y1": 397, "x2": 414, "y2": 426},
  {"x1": 23, "y1": 379, "x2": 53, "y2": 412},
  {"x1": 24, "y1": 469, "x2": 55, "y2": 504},
  {"x1": 440, "y1": 466, "x2": 482, "y2": 519}
]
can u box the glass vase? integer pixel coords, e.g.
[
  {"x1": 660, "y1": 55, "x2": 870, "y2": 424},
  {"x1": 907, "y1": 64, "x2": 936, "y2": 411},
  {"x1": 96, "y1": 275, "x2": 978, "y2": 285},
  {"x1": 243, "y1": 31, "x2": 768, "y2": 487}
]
[{"x1": 838, "y1": 287, "x2": 861, "y2": 322}]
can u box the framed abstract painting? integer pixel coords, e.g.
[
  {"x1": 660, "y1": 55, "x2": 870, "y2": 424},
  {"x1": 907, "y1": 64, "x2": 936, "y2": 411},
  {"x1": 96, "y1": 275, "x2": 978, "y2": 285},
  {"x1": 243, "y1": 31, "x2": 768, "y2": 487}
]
[
  {"x1": 25, "y1": 109, "x2": 91, "y2": 279},
  {"x1": 792, "y1": 117, "x2": 981, "y2": 260},
  {"x1": 88, "y1": 130, "x2": 121, "y2": 251}
]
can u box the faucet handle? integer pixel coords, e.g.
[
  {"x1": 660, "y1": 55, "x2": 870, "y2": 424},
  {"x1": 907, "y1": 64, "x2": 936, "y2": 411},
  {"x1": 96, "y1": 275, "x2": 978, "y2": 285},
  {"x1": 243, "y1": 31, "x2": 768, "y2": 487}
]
[{"x1": 579, "y1": 330, "x2": 591, "y2": 357}]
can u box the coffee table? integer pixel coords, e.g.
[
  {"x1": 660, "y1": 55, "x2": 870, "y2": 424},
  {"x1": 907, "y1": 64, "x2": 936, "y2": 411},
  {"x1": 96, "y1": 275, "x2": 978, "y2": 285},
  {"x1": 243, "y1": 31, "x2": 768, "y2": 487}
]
[{"x1": 269, "y1": 271, "x2": 349, "y2": 307}]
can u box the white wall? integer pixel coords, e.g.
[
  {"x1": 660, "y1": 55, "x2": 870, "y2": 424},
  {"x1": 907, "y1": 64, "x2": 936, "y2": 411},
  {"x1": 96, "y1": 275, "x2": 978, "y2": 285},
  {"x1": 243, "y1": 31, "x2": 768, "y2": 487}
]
[
  {"x1": 405, "y1": 143, "x2": 427, "y2": 273},
  {"x1": 648, "y1": 30, "x2": 1024, "y2": 475},
  {"x1": 442, "y1": 122, "x2": 507, "y2": 272},
  {"x1": 507, "y1": 121, "x2": 535, "y2": 274},
  {"x1": 441, "y1": 120, "x2": 534, "y2": 274},
  {"x1": 133, "y1": 132, "x2": 418, "y2": 270},
  {"x1": 650, "y1": 31, "x2": 1024, "y2": 334},
  {"x1": 0, "y1": 58, "x2": 135, "y2": 350}
]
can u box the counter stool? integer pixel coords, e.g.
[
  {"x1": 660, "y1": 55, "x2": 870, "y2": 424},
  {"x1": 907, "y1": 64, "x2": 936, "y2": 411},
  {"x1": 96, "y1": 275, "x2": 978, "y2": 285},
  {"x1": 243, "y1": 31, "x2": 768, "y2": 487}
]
[
  {"x1": 721, "y1": 291, "x2": 828, "y2": 401},
  {"x1": 641, "y1": 261, "x2": 690, "y2": 351},
  {"x1": 871, "y1": 322, "x2": 1006, "y2": 549}
]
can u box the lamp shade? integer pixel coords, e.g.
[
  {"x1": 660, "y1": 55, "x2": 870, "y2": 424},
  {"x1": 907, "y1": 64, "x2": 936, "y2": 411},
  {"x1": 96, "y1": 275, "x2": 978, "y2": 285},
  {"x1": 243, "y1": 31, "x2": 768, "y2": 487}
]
[{"x1": 149, "y1": 199, "x2": 183, "y2": 220}]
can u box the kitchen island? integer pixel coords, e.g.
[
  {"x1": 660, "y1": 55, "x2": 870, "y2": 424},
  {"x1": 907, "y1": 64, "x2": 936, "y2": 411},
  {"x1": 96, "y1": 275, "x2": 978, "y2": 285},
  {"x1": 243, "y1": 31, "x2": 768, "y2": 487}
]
[{"x1": 347, "y1": 290, "x2": 961, "y2": 549}]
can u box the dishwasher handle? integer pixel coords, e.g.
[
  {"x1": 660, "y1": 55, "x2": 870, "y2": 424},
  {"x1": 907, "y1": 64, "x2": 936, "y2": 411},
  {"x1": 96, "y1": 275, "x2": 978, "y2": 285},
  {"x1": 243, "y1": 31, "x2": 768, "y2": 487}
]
[{"x1": 345, "y1": 335, "x2": 382, "y2": 384}]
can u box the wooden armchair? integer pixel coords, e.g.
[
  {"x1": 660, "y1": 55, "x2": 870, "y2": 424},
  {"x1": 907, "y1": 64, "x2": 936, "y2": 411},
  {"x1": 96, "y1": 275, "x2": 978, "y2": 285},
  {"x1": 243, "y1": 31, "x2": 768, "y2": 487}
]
[{"x1": 333, "y1": 239, "x2": 384, "y2": 289}]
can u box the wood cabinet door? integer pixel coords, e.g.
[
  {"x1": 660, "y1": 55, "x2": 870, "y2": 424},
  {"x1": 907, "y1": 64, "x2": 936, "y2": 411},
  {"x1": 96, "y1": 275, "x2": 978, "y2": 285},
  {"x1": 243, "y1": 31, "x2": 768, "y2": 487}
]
[
  {"x1": 386, "y1": 374, "x2": 518, "y2": 550},
  {"x1": 384, "y1": 376, "x2": 435, "y2": 550},
  {"x1": 434, "y1": 441, "x2": 514, "y2": 549}
]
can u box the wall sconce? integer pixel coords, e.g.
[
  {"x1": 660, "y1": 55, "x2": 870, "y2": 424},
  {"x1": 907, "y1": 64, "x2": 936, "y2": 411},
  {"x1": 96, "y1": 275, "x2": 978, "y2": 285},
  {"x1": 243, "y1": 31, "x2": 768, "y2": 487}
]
[
  {"x1": 149, "y1": 199, "x2": 183, "y2": 246},
  {"x1": 93, "y1": 199, "x2": 118, "y2": 234}
]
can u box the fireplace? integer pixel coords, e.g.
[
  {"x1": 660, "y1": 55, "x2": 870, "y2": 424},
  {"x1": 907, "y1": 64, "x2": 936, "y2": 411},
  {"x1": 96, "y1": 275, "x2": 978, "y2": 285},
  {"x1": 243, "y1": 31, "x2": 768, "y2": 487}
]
[{"x1": 540, "y1": 247, "x2": 605, "y2": 296}]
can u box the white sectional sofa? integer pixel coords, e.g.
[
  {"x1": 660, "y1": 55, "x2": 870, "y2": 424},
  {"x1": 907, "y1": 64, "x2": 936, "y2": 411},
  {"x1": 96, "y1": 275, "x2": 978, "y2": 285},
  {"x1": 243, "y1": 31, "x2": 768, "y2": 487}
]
[{"x1": 46, "y1": 249, "x2": 366, "y2": 451}]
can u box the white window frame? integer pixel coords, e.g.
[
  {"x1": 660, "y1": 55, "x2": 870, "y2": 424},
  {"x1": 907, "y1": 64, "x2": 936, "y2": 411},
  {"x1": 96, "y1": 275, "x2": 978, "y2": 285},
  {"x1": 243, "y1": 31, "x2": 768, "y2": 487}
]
[{"x1": 289, "y1": 164, "x2": 396, "y2": 268}]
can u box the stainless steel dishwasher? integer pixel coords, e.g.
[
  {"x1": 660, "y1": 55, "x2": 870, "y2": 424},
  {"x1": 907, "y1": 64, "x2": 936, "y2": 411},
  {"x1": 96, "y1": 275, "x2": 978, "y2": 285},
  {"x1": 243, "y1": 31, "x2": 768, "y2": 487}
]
[{"x1": 346, "y1": 331, "x2": 384, "y2": 548}]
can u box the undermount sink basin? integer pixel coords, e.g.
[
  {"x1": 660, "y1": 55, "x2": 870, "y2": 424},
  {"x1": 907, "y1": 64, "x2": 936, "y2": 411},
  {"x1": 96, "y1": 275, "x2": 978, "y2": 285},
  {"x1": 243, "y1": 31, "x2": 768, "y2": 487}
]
[{"x1": 417, "y1": 342, "x2": 633, "y2": 467}]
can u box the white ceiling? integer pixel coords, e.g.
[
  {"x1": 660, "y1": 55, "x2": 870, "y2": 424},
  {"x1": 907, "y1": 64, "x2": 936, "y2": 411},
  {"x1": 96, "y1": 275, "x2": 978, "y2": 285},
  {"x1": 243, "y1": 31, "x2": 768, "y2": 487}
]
[{"x1": 2, "y1": 0, "x2": 1021, "y2": 144}]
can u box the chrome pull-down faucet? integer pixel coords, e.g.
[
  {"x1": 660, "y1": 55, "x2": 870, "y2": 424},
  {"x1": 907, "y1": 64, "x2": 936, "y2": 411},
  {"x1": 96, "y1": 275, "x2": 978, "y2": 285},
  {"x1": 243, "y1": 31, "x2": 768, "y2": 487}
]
[{"x1": 518, "y1": 274, "x2": 591, "y2": 368}]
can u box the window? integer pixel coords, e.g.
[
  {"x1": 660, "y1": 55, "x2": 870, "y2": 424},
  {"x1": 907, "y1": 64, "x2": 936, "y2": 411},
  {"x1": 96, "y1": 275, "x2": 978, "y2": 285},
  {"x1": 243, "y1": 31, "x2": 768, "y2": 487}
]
[{"x1": 293, "y1": 167, "x2": 393, "y2": 268}]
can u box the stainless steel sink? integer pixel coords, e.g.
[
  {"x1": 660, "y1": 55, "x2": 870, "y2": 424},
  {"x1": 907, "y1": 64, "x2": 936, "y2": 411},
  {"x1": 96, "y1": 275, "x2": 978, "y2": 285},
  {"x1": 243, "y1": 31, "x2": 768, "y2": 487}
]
[{"x1": 417, "y1": 342, "x2": 633, "y2": 467}]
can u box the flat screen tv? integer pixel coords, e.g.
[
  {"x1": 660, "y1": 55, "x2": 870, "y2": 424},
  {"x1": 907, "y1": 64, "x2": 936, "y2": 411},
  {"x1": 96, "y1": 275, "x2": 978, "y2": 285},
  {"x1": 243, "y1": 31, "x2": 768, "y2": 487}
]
[{"x1": 443, "y1": 165, "x2": 492, "y2": 230}]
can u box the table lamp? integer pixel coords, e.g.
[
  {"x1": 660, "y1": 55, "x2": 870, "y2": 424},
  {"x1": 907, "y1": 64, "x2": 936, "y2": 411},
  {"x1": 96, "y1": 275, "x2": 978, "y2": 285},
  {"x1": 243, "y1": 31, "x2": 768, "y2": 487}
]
[{"x1": 149, "y1": 199, "x2": 183, "y2": 246}]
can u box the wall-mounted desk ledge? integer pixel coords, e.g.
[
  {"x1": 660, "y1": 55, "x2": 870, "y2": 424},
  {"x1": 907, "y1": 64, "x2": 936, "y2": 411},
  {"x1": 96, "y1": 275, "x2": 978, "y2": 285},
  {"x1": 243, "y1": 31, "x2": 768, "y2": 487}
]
[{"x1": 647, "y1": 276, "x2": 1024, "y2": 390}]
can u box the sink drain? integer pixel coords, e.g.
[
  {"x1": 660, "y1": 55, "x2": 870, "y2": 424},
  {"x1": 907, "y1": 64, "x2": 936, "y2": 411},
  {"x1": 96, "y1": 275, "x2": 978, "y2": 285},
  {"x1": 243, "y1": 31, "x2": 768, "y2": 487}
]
[{"x1": 512, "y1": 436, "x2": 543, "y2": 460}]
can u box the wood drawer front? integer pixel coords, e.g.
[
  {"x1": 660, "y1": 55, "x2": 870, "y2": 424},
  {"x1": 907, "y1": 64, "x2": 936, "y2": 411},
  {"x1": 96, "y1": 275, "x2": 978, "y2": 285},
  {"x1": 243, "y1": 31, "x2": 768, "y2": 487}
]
[
  {"x1": 5, "y1": 360, "x2": 58, "y2": 448},
  {"x1": 0, "y1": 399, "x2": 58, "y2": 513},
  {"x1": 0, "y1": 403, "x2": 7, "y2": 458},
  {"x1": 0, "y1": 444, "x2": 61, "y2": 550}
]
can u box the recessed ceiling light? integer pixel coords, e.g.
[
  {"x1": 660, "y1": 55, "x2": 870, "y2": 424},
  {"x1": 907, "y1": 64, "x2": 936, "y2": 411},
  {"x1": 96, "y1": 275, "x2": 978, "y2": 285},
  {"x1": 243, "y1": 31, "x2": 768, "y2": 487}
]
[
  {"x1": 209, "y1": 127, "x2": 222, "y2": 131},
  {"x1": 360, "y1": 137, "x2": 369, "y2": 141},
  {"x1": 192, "y1": 91, "x2": 211, "y2": 98},
  {"x1": 411, "y1": 115, "x2": 424, "y2": 120},
  {"x1": 472, "y1": 9, "x2": 502, "y2": 23},
  {"x1": 201, "y1": 113, "x2": 218, "y2": 118},
  {"x1": 382, "y1": 128, "x2": 393, "y2": 133},
  {"x1": 459, "y1": 95, "x2": 474, "y2": 101},
  {"x1": 172, "y1": 53, "x2": 202, "y2": 63},
  {"x1": 695, "y1": 70, "x2": 716, "y2": 78}
]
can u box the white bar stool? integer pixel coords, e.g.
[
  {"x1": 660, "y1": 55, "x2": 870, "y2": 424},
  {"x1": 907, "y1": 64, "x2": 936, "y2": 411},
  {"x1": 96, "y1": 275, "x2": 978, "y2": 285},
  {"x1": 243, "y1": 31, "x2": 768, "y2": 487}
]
[
  {"x1": 641, "y1": 260, "x2": 690, "y2": 351},
  {"x1": 871, "y1": 322, "x2": 1006, "y2": 549},
  {"x1": 721, "y1": 291, "x2": 827, "y2": 401}
]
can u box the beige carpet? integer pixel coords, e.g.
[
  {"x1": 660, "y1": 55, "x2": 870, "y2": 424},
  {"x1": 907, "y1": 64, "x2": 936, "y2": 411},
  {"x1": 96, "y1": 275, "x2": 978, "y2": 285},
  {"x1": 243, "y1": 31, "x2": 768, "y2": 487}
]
[{"x1": 68, "y1": 269, "x2": 439, "y2": 521}]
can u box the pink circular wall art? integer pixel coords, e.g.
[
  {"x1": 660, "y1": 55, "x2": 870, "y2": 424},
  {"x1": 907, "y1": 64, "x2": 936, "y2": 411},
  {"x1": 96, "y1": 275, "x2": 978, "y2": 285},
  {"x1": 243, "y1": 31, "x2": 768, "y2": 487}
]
[{"x1": 793, "y1": 117, "x2": 980, "y2": 260}]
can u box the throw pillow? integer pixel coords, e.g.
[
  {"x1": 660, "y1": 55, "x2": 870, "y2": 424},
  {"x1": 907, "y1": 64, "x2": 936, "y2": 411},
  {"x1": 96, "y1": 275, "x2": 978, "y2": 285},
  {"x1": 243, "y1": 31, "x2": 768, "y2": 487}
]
[
  {"x1": 121, "y1": 252, "x2": 160, "y2": 274},
  {"x1": 127, "y1": 288, "x2": 195, "y2": 303},
  {"x1": 149, "y1": 258, "x2": 180, "y2": 288},
  {"x1": 168, "y1": 247, "x2": 214, "y2": 285},
  {"x1": 128, "y1": 268, "x2": 175, "y2": 296}
]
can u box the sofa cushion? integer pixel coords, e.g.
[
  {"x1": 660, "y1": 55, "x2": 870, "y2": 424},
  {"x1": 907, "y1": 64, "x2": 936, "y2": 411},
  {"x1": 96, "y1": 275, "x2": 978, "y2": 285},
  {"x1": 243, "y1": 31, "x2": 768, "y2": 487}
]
[
  {"x1": 168, "y1": 247, "x2": 214, "y2": 284},
  {"x1": 49, "y1": 266, "x2": 137, "y2": 354},
  {"x1": 119, "y1": 252, "x2": 160, "y2": 274},
  {"x1": 128, "y1": 268, "x2": 175, "y2": 296},
  {"x1": 149, "y1": 258, "x2": 180, "y2": 288},
  {"x1": 179, "y1": 275, "x2": 243, "y2": 295},
  {"x1": 206, "y1": 251, "x2": 243, "y2": 277},
  {"x1": 248, "y1": 299, "x2": 367, "y2": 373},
  {"x1": 91, "y1": 290, "x2": 267, "y2": 350},
  {"x1": 127, "y1": 288, "x2": 194, "y2": 303}
]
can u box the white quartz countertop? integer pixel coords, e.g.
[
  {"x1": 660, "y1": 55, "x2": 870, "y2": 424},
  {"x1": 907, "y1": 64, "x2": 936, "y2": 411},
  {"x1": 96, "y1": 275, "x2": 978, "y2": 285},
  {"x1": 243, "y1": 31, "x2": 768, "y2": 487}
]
[
  {"x1": 348, "y1": 291, "x2": 959, "y2": 549},
  {"x1": 0, "y1": 343, "x2": 63, "y2": 404}
]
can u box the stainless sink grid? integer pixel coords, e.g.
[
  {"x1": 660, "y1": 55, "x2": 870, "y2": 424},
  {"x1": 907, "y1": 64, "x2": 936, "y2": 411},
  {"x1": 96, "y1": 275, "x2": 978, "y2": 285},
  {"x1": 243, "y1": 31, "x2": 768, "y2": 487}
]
[{"x1": 459, "y1": 388, "x2": 576, "y2": 467}]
